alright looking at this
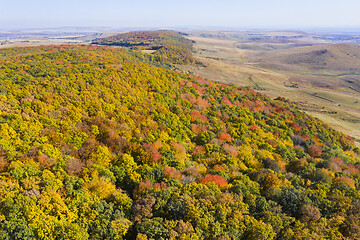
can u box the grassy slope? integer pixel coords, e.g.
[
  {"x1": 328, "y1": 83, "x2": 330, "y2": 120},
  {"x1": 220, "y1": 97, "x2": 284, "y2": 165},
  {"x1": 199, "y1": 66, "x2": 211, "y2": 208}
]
[{"x1": 255, "y1": 43, "x2": 360, "y2": 74}]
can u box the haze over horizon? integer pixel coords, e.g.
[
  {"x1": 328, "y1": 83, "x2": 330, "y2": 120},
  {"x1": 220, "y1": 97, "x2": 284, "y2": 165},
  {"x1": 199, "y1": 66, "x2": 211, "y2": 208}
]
[{"x1": 1, "y1": 0, "x2": 360, "y2": 30}]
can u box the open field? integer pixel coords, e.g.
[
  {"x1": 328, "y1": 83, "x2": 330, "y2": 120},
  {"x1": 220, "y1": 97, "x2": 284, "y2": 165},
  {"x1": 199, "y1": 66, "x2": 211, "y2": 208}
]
[{"x1": 181, "y1": 31, "x2": 360, "y2": 145}]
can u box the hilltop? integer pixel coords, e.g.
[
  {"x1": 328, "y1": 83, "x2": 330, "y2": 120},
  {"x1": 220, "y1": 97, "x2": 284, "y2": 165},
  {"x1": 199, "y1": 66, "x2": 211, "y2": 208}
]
[
  {"x1": 0, "y1": 42, "x2": 359, "y2": 239},
  {"x1": 92, "y1": 31, "x2": 197, "y2": 65},
  {"x1": 92, "y1": 31, "x2": 193, "y2": 50}
]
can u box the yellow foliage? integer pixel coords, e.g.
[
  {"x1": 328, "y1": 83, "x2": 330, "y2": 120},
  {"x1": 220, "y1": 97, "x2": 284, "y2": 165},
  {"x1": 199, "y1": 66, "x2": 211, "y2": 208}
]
[
  {"x1": 238, "y1": 145, "x2": 259, "y2": 169},
  {"x1": 127, "y1": 168, "x2": 142, "y2": 183},
  {"x1": 112, "y1": 190, "x2": 133, "y2": 212},
  {"x1": 111, "y1": 218, "x2": 132, "y2": 240},
  {"x1": 119, "y1": 153, "x2": 137, "y2": 169},
  {"x1": 85, "y1": 176, "x2": 116, "y2": 199},
  {"x1": 136, "y1": 233, "x2": 148, "y2": 240},
  {"x1": 42, "y1": 169, "x2": 63, "y2": 191},
  {"x1": 179, "y1": 233, "x2": 199, "y2": 240},
  {"x1": 91, "y1": 145, "x2": 112, "y2": 167}
]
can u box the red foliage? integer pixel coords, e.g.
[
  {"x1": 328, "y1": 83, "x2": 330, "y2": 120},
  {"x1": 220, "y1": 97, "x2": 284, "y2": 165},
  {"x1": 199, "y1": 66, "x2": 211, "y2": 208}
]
[
  {"x1": 223, "y1": 144, "x2": 238, "y2": 157},
  {"x1": 337, "y1": 176, "x2": 355, "y2": 188},
  {"x1": 153, "y1": 140, "x2": 163, "y2": 150},
  {"x1": 290, "y1": 122, "x2": 301, "y2": 131},
  {"x1": 180, "y1": 93, "x2": 196, "y2": 103},
  {"x1": 196, "y1": 97, "x2": 211, "y2": 110},
  {"x1": 263, "y1": 106, "x2": 272, "y2": 115},
  {"x1": 18, "y1": 70, "x2": 29, "y2": 75},
  {"x1": 38, "y1": 153, "x2": 56, "y2": 170},
  {"x1": 136, "y1": 179, "x2": 167, "y2": 194},
  {"x1": 222, "y1": 97, "x2": 234, "y2": 107},
  {"x1": 250, "y1": 126, "x2": 259, "y2": 131},
  {"x1": 172, "y1": 142, "x2": 186, "y2": 153},
  {"x1": 192, "y1": 146, "x2": 206, "y2": 156},
  {"x1": 248, "y1": 89, "x2": 257, "y2": 95},
  {"x1": 183, "y1": 166, "x2": 202, "y2": 179},
  {"x1": 254, "y1": 100, "x2": 264, "y2": 106},
  {"x1": 344, "y1": 166, "x2": 360, "y2": 175},
  {"x1": 195, "y1": 76, "x2": 209, "y2": 85},
  {"x1": 345, "y1": 135, "x2": 355, "y2": 144},
  {"x1": 313, "y1": 136, "x2": 323, "y2": 146},
  {"x1": 219, "y1": 133, "x2": 232, "y2": 142},
  {"x1": 190, "y1": 110, "x2": 209, "y2": 122},
  {"x1": 222, "y1": 112, "x2": 230, "y2": 120},
  {"x1": 294, "y1": 145, "x2": 305, "y2": 151},
  {"x1": 192, "y1": 124, "x2": 208, "y2": 134},
  {"x1": 201, "y1": 174, "x2": 227, "y2": 189},
  {"x1": 215, "y1": 111, "x2": 223, "y2": 118},
  {"x1": 277, "y1": 160, "x2": 286, "y2": 171},
  {"x1": 252, "y1": 100, "x2": 265, "y2": 112},
  {"x1": 143, "y1": 143, "x2": 162, "y2": 163},
  {"x1": 207, "y1": 96, "x2": 216, "y2": 102},
  {"x1": 213, "y1": 164, "x2": 225, "y2": 172},
  {"x1": 252, "y1": 105, "x2": 263, "y2": 112},
  {"x1": 163, "y1": 166, "x2": 182, "y2": 180},
  {"x1": 307, "y1": 145, "x2": 322, "y2": 158},
  {"x1": 136, "y1": 179, "x2": 153, "y2": 195},
  {"x1": 301, "y1": 134, "x2": 310, "y2": 141},
  {"x1": 265, "y1": 139, "x2": 278, "y2": 148},
  {"x1": 154, "y1": 181, "x2": 167, "y2": 189},
  {"x1": 328, "y1": 157, "x2": 344, "y2": 172},
  {"x1": 235, "y1": 102, "x2": 243, "y2": 107},
  {"x1": 192, "y1": 84, "x2": 206, "y2": 95}
]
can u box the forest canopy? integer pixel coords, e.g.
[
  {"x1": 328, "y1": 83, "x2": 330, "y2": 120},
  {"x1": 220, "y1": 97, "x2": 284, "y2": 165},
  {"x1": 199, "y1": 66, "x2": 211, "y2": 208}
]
[{"x1": 0, "y1": 43, "x2": 359, "y2": 239}]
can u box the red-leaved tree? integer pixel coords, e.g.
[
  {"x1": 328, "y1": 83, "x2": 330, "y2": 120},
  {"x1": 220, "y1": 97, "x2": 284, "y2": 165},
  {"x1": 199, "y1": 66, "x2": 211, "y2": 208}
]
[{"x1": 201, "y1": 174, "x2": 227, "y2": 189}]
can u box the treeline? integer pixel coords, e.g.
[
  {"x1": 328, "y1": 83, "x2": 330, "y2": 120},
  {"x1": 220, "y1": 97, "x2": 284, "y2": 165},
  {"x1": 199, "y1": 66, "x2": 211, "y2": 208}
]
[{"x1": 0, "y1": 45, "x2": 359, "y2": 239}]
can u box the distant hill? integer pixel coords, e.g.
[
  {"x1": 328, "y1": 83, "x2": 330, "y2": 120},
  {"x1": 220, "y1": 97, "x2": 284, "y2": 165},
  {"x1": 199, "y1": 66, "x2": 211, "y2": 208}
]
[
  {"x1": 92, "y1": 30, "x2": 197, "y2": 65},
  {"x1": 255, "y1": 43, "x2": 360, "y2": 74},
  {"x1": 92, "y1": 30, "x2": 193, "y2": 50}
]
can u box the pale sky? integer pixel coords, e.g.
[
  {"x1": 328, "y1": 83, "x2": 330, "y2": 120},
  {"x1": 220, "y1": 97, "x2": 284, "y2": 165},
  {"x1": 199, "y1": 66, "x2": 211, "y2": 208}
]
[{"x1": 0, "y1": 0, "x2": 360, "y2": 30}]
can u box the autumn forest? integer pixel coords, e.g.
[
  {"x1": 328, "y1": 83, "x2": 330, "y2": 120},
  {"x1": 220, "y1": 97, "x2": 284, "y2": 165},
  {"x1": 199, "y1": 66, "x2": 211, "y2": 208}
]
[{"x1": 0, "y1": 31, "x2": 360, "y2": 239}]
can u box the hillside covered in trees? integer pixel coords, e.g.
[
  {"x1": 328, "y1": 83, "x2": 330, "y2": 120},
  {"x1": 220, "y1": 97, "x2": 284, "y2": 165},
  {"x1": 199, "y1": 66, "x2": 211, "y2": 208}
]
[
  {"x1": 0, "y1": 44, "x2": 360, "y2": 240},
  {"x1": 92, "y1": 31, "x2": 197, "y2": 65}
]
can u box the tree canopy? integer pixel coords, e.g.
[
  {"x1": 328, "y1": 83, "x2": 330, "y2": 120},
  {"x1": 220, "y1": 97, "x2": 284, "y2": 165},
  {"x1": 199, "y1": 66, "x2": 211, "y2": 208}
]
[{"x1": 0, "y1": 44, "x2": 359, "y2": 239}]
